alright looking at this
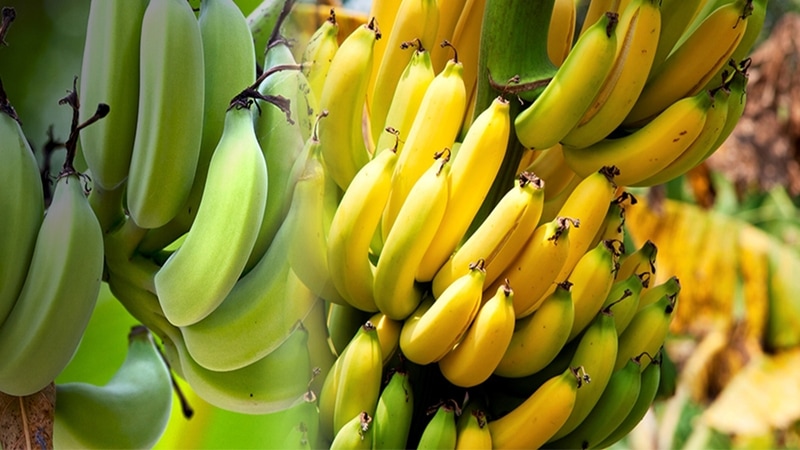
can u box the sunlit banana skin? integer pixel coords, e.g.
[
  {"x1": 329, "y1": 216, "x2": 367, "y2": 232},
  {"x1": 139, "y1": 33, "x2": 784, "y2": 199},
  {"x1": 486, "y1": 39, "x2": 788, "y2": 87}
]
[
  {"x1": 301, "y1": 10, "x2": 339, "y2": 104},
  {"x1": 78, "y1": 0, "x2": 147, "y2": 191},
  {"x1": 155, "y1": 104, "x2": 267, "y2": 327},
  {"x1": 126, "y1": 0, "x2": 204, "y2": 229},
  {"x1": 417, "y1": 403, "x2": 458, "y2": 450},
  {"x1": 514, "y1": 12, "x2": 618, "y2": 150},
  {"x1": 54, "y1": 327, "x2": 172, "y2": 449},
  {"x1": 0, "y1": 172, "x2": 103, "y2": 396},
  {"x1": 547, "y1": 0, "x2": 577, "y2": 66},
  {"x1": 373, "y1": 370, "x2": 414, "y2": 450}
]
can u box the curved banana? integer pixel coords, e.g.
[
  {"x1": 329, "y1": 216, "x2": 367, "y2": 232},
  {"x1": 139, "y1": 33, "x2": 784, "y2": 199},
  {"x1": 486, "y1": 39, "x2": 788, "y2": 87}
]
[
  {"x1": 369, "y1": 311, "x2": 403, "y2": 366},
  {"x1": 548, "y1": 356, "x2": 643, "y2": 449},
  {"x1": 603, "y1": 272, "x2": 646, "y2": 334},
  {"x1": 126, "y1": 0, "x2": 204, "y2": 229},
  {"x1": 566, "y1": 240, "x2": 620, "y2": 341},
  {"x1": 330, "y1": 411, "x2": 373, "y2": 450},
  {"x1": 519, "y1": 144, "x2": 576, "y2": 201},
  {"x1": 563, "y1": 91, "x2": 711, "y2": 186},
  {"x1": 369, "y1": 0, "x2": 439, "y2": 143},
  {"x1": 432, "y1": 171, "x2": 545, "y2": 298},
  {"x1": 561, "y1": 0, "x2": 662, "y2": 149},
  {"x1": 327, "y1": 146, "x2": 397, "y2": 312},
  {"x1": 591, "y1": 197, "x2": 626, "y2": 248},
  {"x1": 428, "y1": 0, "x2": 469, "y2": 72},
  {"x1": 399, "y1": 260, "x2": 485, "y2": 365},
  {"x1": 444, "y1": 0, "x2": 485, "y2": 128},
  {"x1": 368, "y1": 0, "x2": 403, "y2": 89},
  {"x1": 0, "y1": 168, "x2": 103, "y2": 396},
  {"x1": 373, "y1": 153, "x2": 451, "y2": 320},
  {"x1": 318, "y1": 19, "x2": 379, "y2": 190},
  {"x1": 0, "y1": 107, "x2": 43, "y2": 325},
  {"x1": 417, "y1": 402, "x2": 458, "y2": 450},
  {"x1": 154, "y1": 101, "x2": 267, "y2": 327},
  {"x1": 547, "y1": 0, "x2": 577, "y2": 66},
  {"x1": 707, "y1": 59, "x2": 749, "y2": 155},
  {"x1": 490, "y1": 216, "x2": 574, "y2": 318},
  {"x1": 638, "y1": 274, "x2": 680, "y2": 310},
  {"x1": 514, "y1": 12, "x2": 618, "y2": 150},
  {"x1": 649, "y1": 0, "x2": 705, "y2": 73},
  {"x1": 301, "y1": 9, "x2": 339, "y2": 103},
  {"x1": 494, "y1": 281, "x2": 574, "y2": 378},
  {"x1": 417, "y1": 95, "x2": 511, "y2": 281},
  {"x1": 624, "y1": 0, "x2": 751, "y2": 126},
  {"x1": 615, "y1": 291, "x2": 677, "y2": 371},
  {"x1": 53, "y1": 326, "x2": 172, "y2": 449},
  {"x1": 616, "y1": 239, "x2": 658, "y2": 282},
  {"x1": 373, "y1": 370, "x2": 414, "y2": 450},
  {"x1": 438, "y1": 282, "x2": 516, "y2": 387},
  {"x1": 488, "y1": 367, "x2": 584, "y2": 449},
  {"x1": 455, "y1": 407, "x2": 492, "y2": 449},
  {"x1": 327, "y1": 301, "x2": 370, "y2": 358},
  {"x1": 78, "y1": 0, "x2": 147, "y2": 191}
]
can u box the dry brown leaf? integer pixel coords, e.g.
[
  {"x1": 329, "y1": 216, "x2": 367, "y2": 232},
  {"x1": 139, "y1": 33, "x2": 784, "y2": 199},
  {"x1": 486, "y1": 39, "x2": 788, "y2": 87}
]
[{"x1": 0, "y1": 383, "x2": 55, "y2": 450}]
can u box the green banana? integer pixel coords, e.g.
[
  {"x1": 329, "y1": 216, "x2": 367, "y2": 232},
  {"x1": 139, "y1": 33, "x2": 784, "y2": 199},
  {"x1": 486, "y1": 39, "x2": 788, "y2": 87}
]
[
  {"x1": 566, "y1": 239, "x2": 619, "y2": 342},
  {"x1": 603, "y1": 272, "x2": 646, "y2": 334},
  {"x1": 417, "y1": 402, "x2": 458, "y2": 450},
  {"x1": 616, "y1": 239, "x2": 658, "y2": 282},
  {"x1": 615, "y1": 291, "x2": 677, "y2": 371},
  {"x1": 53, "y1": 326, "x2": 172, "y2": 449},
  {"x1": 373, "y1": 370, "x2": 414, "y2": 450},
  {"x1": 326, "y1": 301, "x2": 370, "y2": 358},
  {"x1": 301, "y1": 9, "x2": 339, "y2": 104},
  {"x1": 638, "y1": 275, "x2": 680, "y2": 311},
  {"x1": 330, "y1": 411, "x2": 374, "y2": 450}
]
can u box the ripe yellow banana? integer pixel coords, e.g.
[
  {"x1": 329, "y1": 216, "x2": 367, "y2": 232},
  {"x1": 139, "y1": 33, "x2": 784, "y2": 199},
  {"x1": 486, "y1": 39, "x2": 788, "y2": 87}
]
[
  {"x1": 615, "y1": 292, "x2": 677, "y2": 371},
  {"x1": 301, "y1": 10, "x2": 339, "y2": 103},
  {"x1": 431, "y1": 171, "x2": 545, "y2": 298},
  {"x1": 368, "y1": 0, "x2": 403, "y2": 88},
  {"x1": 519, "y1": 144, "x2": 577, "y2": 201},
  {"x1": 373, "y1": 153, "x2": 451, "y2": 320},
  {"x1": 327, "y1": 146, "x2": 397, "y2": 312},
  {"x1": 373, "y1": 370, "x2": 414, "y2": 450},
  {"x1": 399, "y1": 260, "x2": 485, "y2": 365},
  {"x1": 327, "y1": 301, "x2": 370, "y2": 358},
  {"x1": 566, "y1": 240, "x2": 620, "y2": 341},
  {"x1": 318, "y1": 19, "x2": 379, "y2": 190},
  {"x1": 455, "y1": 407, "x2": 492, "y2": 449},
  {"x1": 563, "y1": 91, "x2": 711, "y2": 186},
  {"x1": 649, "y1": 0, "x2": 705, "y2": 73},
  {"x1": 368, "y1": 311, "x2": 402, "y2": 365},
  {"x1": 438, "y1": 282, "x2": 516, "y2": 387},
  {"x1": 578, "y1": 0, "x2": 616, "y2": 36},
  {"x1": 417, "y1": 402, "x2": 458, "y2": 450},
  {"x1": 488, "y1": 367, "x2": 584, "y2": 449},
  {"x1": 514, "y1": 12, "x2": 618, "y2": 150},
  {"x1": 494, "y1": 281, "x2": 575, "y2": 378},
  {"x1": 547, "y1": 0, "x2": 577, "y2": 66},
  {"x1": 126, "y1": 0, "x2": 204, "y2": 229},
  {"x1": 448, "y1": 0, "x2": 487, "y2": 127},
  {"x1": 428, "y1": 0, "x2": 469, "y2": 72},
  {"x1": 330, "y1": 411, "x2": 374, "y2": 450},
  {"x1": 590, "y1": 196, "x2": 627, "y2": 248},
  {"x1": 417, "y1": 95, "x2": 511, "y2": 282}
]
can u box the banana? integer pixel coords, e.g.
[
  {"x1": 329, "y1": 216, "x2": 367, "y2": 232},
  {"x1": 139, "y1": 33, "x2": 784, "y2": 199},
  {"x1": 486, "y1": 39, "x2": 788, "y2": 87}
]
[
  {"x1": 373, "y1": 370, "x2": 415, "y2": 450},
  {"x1": 615, "y1": 291, "x2": 677, "y2": 371},
  {"x1": 330, "y1": 411, "x2": 373, "y2": 450},
  {"x1": 514, "y1": 12, "x2": 618, "y2": 150},
  {"x1": 519, "y1": 144, "x2": 576, "y2": 201},
  {"x1": 566, "y1": 240, "x2": 620, "y2": 341},
  {"x1": 326, "y1": 144, "x2": 397, "y2": 312},
  {"x1": 488, "y1": 367, "x2": 584, "y2": 449},
  {"x1": 446, "y1": 0, "x2": 486, "y2": 129},
  {"x1": 368, "y1": 0, "x2": 402, "y2": 90},
  {"x1": 624, "y1": 0, "x2": 752, "y2": 126},
  {"x1": 432, "y1": 171, "x2": 545, "y2": 298},
  {"x1": 0, "y1": 105, "x2": 43, "y2": 326},
  {"x1": 577, "y1": 0, "x2": 615, "y2": 36},
  {"x1": 373, "y1": 44, "x2": 436, "y2": 157},
  {"x1": 399, "y1": 260, "x2": 485, "y2": 365},
  {"x1": 489, "y1": 216, "x2": 574, "y2": 318},
  {"x1": 369, "y1": 0, "x2": 439, "y2": 143},
  {"x1": 616, "y1": 239, "x2": 658, "y2": 282},
  {"x1": 285, "y1": 123, "x2": 347, "y2": 305},
  {"x1": 649, "y1": 0, "x2": 705, "y2": 73},
  {"x1": 417, "y1": 402, "x2": 458, "y2": 450},
  {"x1": 380, "y1": 57, "x2": 466, "y2": 239},
  {"x1": 428, "y1": 0, "x2": 468, "y2": 72},
  {"x1": 179, "y1": 221, "x2": 316, "y2": 372},
  {"x1": 590, "y1": 196, "x2": 626, "y2": 248},
  {"x1": 438, "y1": 282, "x2": 516, "y2": 387},
  {"x1": 547, "y1": 0, "x2": 577, "y2": 66},
  {"x1": 369, "y1": 311, "x2": 403, "y2": 365},
  {"x1": 319, "y1": 348, "x2": 343, "y2": 442},
  {"x1": 728, "y1": 0, "x2": 766, "y2": 63},
  {"x1": 301, "y1": 9, "x2": 339, "y2": 104},
  {"x1": 560, "y1": 0, "x2": 662, "y2": 149},
  {"x1": 77, "y1": 0, "x2": 147, "y2": 191},
  {"x1": 537, "y1": 172, "x2": 581, "y2": 224},
  {"x1": 154, "y1": 100, "x2": 267, "y2": 327},
  {"x1": 246, "y1": 0, "x2": 289, "y2": 60},
  {"x1": 373, "y1": 152, "x2": 451, "y2": 320},
  {"x1": 494, "y1": 281, "x2": 574, "y2": 378},
  {"x1": 327, "y1": 301, "x2": 370, "y2": 357},
  {"x1": 298, "y1": 276, "x2": 335, "y2": 396},
  {"x1": 126, "y1": 0, "x2": 204, "y2": 229},
  {"x1": 638, "y1": 274, "x2": 680, "y2": 311},
  {"x1": 548, "y1": 356, "x2": 643, "y2": 449},
  {"x1": 563, "y1": 91, "x2": 711, "y2": 186},
  {"x1": 53, "y1": 326, "x2": 172, "y2": 449},
  {"x1": 603, "y1": 272, "x2": 646, "y2": 334},
  {"x1": 708, "y1": 59, "x2": 749, "y2": 155},
  {"x1": 455, "y1": 407, "x2": 492, "y2": 449},
  {"x1": 318, "y1": 18, "x2": 379, "y2": 190},
  {"x1": 548, "y1": 308, "x2": 619, "y2": 441},
  {"x1": 417, "y1": 95, "x2": 511, "y2": 282},
  {"x1": 0, "y1": 157, "x2": 103, "y2": 396}
]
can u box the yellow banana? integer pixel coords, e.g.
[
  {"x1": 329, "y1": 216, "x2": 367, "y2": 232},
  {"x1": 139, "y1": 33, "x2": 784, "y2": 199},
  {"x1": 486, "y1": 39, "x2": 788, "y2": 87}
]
[
  {"x1": 431, "y1": 171, "x2": 545, "y2": 298},
  {"x1": 494, "y1": 281, "x2": 575, "y2": 378},
  {"x1": 448, "y1": 0, "x2": 487, "y2": 127},
  {"x1": 603, "y1": 272, "x2": 646, "y2": 334},
  {"x1": 327, "y1": 145, "x2": 397, "y2": 312},
  {"x1": 373, "y1": 370, "x2": 414, "y2": 450},
  {"x1": 514, "y1": 11, "x2": 618, "y2": 150},
  {"x1": 590, "y1": 196, "x2": 627, "y2": 248},
  {"x1": 649, "y1": 0, "x2": 705, "y2": 72},
  {"x1": 561, "y1": 0, "x2": 662, "y2": 148},
  {"x1": 369, "y1": 311, "x2": 402, "y2": 365},
  {"x1": 330, "y1": 411, "x2": 373, "y2": 450},
  {"x1": 438, "y1": 282, "x2": 516, "y2": 387},
  {"x1": 563, "y1": 91, "x2": 711, "y2": 186},
  {"x1": 369, "y1": 0, "x2": 439, "y2": 143},
  {"x1": 615, "y1": 291, "x2": 677, "y2": 371},
  {"x1": 368, "y1": 0, "x2": 403, "y2": 91},
  {"x1": 519, "y1": 144, "x2": 577, "y2": 201},
  {"x1": 373, "y1": 153, "x2": 451, "y2": 320},
  {"x1": 399, "y1": 260, "x2": 485, "y2": 365},
  {"x1": 455, "y1": 407, "x2": 492, "y2": 449},
  {"x1": 616, "y1": 239, "x2": 658, "y2": 282},
  {"x1": 537, "y1": 172, "x2": 582, "y2": 224},
  {"x1": 318, "y1": 19, "x2": 379, "y2": 190},
  {"x1": 578, "y1": 0, "x2": 615, "y2": 36},
  {"x1": 301, "y1": 9, "x2": 339, "y2": 103},
  {"x1": 417, "y1": 95, "x2": 511, "y2": 282},
  {"x1": 428, "y1": 0, "x2": 469, "y2": 72},
  {"x1": 624, "y1": 0, "x2": 752, "y2": 126},
  {"x1": 547, "y1": 0, "x2": 577, "y2": 66},
  {"x1": 708, "y1": 59, "x2": 749, "y2": 155},
  {"x1": 488, "y1": 367, "x2": 584, "y2": 449},
  {"x1": 327, "y1": 301, "x2": 371, "y2": 358},
  {"x1": 566, "y1": 240, "x2": 620, "y2": 341},
  {"x1": 417, "y1": 402, "x2": 458, "y2": 450},
  {"x1": 490, "y1": 216, "x2": 574, "y2": 318}
]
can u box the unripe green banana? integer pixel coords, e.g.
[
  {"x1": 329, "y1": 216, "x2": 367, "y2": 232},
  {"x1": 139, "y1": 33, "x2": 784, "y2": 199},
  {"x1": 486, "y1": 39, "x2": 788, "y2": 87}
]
[
  {"x1": 126, "y1": 0, "x2": 204, "y2": 229},
  {"x1": 0, "y1": 170, "x2": 103, "y2": 396},
  {"x1": 330, "y1": 411, "x2": 373, "y2": 450},
  {"x1": 638, "y1": 275, "x2": 680, "y2": 311},
  {"x1": 53, "y1": 326, "x2": 172, "y2": 449},
  {"x1": 615, "y1": 291, "x2": 677, "y2": 372},
  {"x1": 154, "y1": 101, "x2": 267, "y2": 327},
  {"x1": 616, "y1": 239, "x2": 658, "y2": 282},
  {"x1": 706, "y1": 59, "x2": 749, "y2": 156},
  {"x1": 327, "y1": 301, "x2": 371, "y2": 357},
  {"x1": 301, "y1": 10, "x2": 339, "y2": 104},
  {"x1": 566, "y1": 240, "x2": 619, "y2": 341},
  {"x1": 417, "y1": 403, "x2": 458, "y2": 450},
  {"x1": 603, "y1": 272, "x2": 646, "y2": 334},
  {"x1": 78, "y1": 0, "x2": 147, "y2": 191},
  {"x1": 0, "y1": 107, "x2": 43, "y2": 326},
  {"x1": 373, "y1": 370, "x2": 414, "y2": 450}
]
